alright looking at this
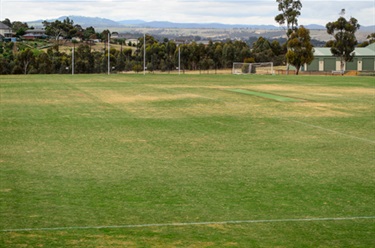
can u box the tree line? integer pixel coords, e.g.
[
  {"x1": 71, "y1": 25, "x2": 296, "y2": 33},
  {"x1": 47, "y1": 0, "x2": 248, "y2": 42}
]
[
  {"x1": 1, "y1": 0, "x2": 372, "y2": 75},
  {"x1": 0, "y1": 24, "x2": 286, "y2": 74}
]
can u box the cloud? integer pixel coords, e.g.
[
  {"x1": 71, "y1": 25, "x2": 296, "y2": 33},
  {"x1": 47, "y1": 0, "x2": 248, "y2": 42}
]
[
  {"x1": 301, "y1": 1, "x2": 374, "y2": 26},
  {"x1": 1, "y1": 0, "x2": 374, "y2": 26}
]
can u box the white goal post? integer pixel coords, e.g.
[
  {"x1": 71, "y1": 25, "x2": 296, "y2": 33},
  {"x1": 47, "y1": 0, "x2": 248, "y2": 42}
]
[{"x1": 232, "y1": 62, "x2": 274, "y2": 75}]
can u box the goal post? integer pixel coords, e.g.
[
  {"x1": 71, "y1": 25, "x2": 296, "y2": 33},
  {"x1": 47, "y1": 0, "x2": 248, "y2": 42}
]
[{"x1": 232, "y1": 62, "x2": 274, "y2": 75}]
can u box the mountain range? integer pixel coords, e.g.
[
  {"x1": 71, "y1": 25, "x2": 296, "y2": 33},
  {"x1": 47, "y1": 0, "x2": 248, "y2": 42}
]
[{"x1": 27, "y1": 15, "x2": 374, "y2": 32}]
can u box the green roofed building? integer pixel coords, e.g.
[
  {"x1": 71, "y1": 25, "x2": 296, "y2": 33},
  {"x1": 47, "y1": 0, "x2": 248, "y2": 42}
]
[{"x1": 305, "y1": 43, "x2": 375, "y2": 72}]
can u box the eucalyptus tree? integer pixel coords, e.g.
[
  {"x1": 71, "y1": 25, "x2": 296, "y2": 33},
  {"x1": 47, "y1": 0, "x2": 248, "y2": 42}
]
[
  {"x1": 12, "y1": 21, "x2": 29, "y2": 36},
  {"x1": 222, "y1": 41, "x2": 235, "y2": 68},
  {"x1": 75, "y1": 44, "x2": 94, "y2": 73},
  {"x1": 36, "y1": 52, "x2": 53, "y2": 74},
  {"x1": 286, "y1": 26, "x2": 314, "y2": 75},
  {"x1": 275, "y1": 0, "x2": 302, "y2": 71},
  {"x1": 275, "y1": 0, "x2": 302, "y2": 39},
  {"x1": 15, "y1": 48, "x2": 35, "y2": 74},
  {"x1": 43, "y1": 17, "x2": 75, "y2": 41},
  {"x1": 326, "y1": 16, "x2": 360, "y2": 71},
  {"x1": 213, "y1": 43, "x2": 223, "y2": 70},
  {"x1": 252, "y1": 37, "x2": 274, "y2": 62}
]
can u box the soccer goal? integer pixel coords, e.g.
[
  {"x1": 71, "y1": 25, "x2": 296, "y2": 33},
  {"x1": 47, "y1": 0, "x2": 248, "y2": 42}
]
[{"x1": 232, "y1": 62, "x2": 274, "y2": 75}]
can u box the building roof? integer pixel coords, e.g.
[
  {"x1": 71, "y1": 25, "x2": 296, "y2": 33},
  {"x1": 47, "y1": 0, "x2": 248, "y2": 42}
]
[
  {"x1": 0, "y1": 22, "x2": 12, "y2": 30},
  {"x1": 313, "y1": 47, "x2": 332, "y2": 56},
  {"x1": 314, "y1": 43, "x2": 375, "y2": 57},
  {"x1": 367, "y1": 42, "x2": 375, "y2": 51},
  {"x1": 355, "y1": 45, "x2": 375, "y2": 56}
]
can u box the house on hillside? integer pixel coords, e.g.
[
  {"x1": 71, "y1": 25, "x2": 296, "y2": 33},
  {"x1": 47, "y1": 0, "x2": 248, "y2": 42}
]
[
  {"x1": 305, "y1": 43, "x2": 375, "y2": 72},
  {"x1": 22, "y1": 29, "x2": 47, "y2": 40},
  {"x1": 0, "y1": 23, "x2": 13, "y2": 40}
]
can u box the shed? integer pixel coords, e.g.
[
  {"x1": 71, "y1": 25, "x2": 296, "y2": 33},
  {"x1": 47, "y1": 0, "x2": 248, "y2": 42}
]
[{"x1": 305, "y1": 43, "x2": 375, "y2": 72}]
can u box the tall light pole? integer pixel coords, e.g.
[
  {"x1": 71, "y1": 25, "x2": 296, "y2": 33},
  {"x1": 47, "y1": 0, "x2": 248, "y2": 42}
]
[
  {"x1": 178, "y1": 45, "x2": 181, "y2": 75},
  {"x1": 108, "y1": 32, "x2": 110, "y2": 75},
  {"x1": 72, "y1": 46, "x2": 74, "y2": 75},
  {"x1": 143, "y1": 33, "x2": 146, "y2": 75}
]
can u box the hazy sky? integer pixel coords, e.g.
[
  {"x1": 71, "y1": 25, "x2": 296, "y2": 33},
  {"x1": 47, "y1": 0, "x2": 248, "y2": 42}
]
[{"x1": 1, "y1": 0, "x2": 374, "y2": 26}]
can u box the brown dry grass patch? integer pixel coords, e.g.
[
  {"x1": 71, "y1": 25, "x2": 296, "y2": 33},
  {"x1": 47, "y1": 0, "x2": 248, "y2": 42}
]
[
  {"x1": 247, "y1": 84, "x2": 374, "y2": 96},
  {"x1": 87, "y1": 90, "x2": 204, "y2": 104}
]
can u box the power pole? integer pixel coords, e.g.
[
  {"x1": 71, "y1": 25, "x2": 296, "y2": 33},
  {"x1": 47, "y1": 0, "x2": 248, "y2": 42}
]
[
  {"x1": 72, "y1": 47, "x2": 74, "y2": 75},
  {"x1": 143, "y1": 33, "x2": 146, "y2": 75},
  {"x1": 108, "y1": 32, "x2": 110, "y2": 75},
  {"x1": 178, "y1": 45, "x2": 181, "y2": 75}
]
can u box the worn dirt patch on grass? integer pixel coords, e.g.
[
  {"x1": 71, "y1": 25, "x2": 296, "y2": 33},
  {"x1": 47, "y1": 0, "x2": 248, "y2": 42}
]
[
  {"x1": 291, "y1": 102, "x2": 353, "y2": 117},
  {"x1": 89, "y1": 90, "x2": 203, "y2": 104},
  {"x1": 0, "y1": 188, "x2": 12, "y2": 193}
]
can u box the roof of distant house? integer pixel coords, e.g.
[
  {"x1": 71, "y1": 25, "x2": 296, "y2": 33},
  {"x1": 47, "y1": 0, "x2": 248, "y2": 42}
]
[{"x1": 0, "y1": 22, "x2": 12, "y2": 29}]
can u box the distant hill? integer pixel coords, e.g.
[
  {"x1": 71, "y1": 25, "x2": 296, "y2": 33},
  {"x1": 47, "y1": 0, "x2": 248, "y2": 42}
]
[
  {"x1": 360, "y1": 26, "x2": 375, "y2": 32},
  {"x1": 28, "y1": 16, "x2": 281, "y2": 29},
  {"x1": 118, "y1": 20, "x2": 147, "y2": 25},
  {"x1": 124, "y1": 21, "x2": 279, "y2": 30},
  {"x1": 59, "y1": 16, "x2": 122, "y2": 27},
  {"x1": 305, "y1": 24, "x2": 325, "y2": 30},
  {"x1": 27, "y1": 15, "x2": 374, "y2": 32},
  {"x1": 28, "y1": 15, "x2": 123, "y2": 28}
]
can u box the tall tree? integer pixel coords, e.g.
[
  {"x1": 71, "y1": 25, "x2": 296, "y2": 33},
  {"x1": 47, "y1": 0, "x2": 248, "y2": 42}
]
[
  {"x1": 326, "y1": 17, "x2": 360, "y2": 71},
  {"x1": 222, "y1": 42, "x2": 235, "y2": 68},
  {"x1": 36, "y1": 52, "x2": 53, "y2": 74},
  {"x1": 83, "y1": 26, "x2": 96, "y2": 40},
  {"x1": 275, "y1": 0, "x2": 302, "y2": 72},
  {"x1": 286, "y1": 26, "x2": 314, "y2": 75},
  {"x1": 43, "y1": 17, "x2": 75, "y2": 41},
  {"x1": 15, "y1": 48, "x2": 35, "y2": 74},
  {"x1": 357, "y1": 33, "x2": 375, "y2": 47},
  {"x1": 252, "y1": 37, "x2": 274, "y2": 62},
  {"x1": 367, "y1": 33, "x2": 375, "y2": 44},
  {"x1": 12, "y1": 21, "x2": 29, "y2": 36},
  {"x1": 275, "y1": 0, "x2": 302, "y2": 39}
]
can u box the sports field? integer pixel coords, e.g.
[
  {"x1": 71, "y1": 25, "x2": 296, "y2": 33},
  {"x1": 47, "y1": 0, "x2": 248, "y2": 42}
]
[{"x1": 1, "y1": 74, "x2": 374, "y2": 247}]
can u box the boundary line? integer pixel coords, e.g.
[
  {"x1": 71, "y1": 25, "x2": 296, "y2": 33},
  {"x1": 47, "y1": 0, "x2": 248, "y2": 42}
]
[
  {"x1": 287, "y1": 119, "x2": 375, "y2": 144},
  {"x1": 1, "y1": 216, "x2": 374, "y2": 233}
]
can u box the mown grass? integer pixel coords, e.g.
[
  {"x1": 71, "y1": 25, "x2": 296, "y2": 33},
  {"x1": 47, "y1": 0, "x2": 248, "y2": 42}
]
[{"x1": 0, "y1": 74, "x2": 374, "y2": 247}]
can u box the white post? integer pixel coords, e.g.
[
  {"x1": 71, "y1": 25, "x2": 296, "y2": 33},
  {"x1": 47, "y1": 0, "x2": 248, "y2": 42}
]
[
  {"x1": 108, "y1": 32, "x2": 110, "y2": 75},
  {"x1": 178, "y1": 45, "x2": 181, "y2": 75},
  {"x1": 72, "y1": 47, "x2": 74, "y2": 75},
  {"x1": 143, "y1": 33, "x2": 146, "y2": 75}
]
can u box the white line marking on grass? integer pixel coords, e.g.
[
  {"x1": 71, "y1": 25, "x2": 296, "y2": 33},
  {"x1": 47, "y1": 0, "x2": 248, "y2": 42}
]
[
  {"x1": 1, "y1": 216, "x2": 374, "y2": 233},
  {"x1": 287, "y1": 119, "x2": 375, "y2": 144}
]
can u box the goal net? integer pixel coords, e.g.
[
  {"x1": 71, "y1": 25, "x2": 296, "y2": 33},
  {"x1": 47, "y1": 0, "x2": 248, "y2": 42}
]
[{"x1": 232, "y1": 62, "x2": 274, "y2": 75}]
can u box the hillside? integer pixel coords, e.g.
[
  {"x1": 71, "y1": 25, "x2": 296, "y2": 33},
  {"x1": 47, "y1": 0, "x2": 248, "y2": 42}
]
[
  {"x1": 26, "y1": 16, "x2": 373, "y2": 42},
  {"x1": 28, "y1": 15, "x2": 122, "y2": 28},
  {"x1": 25, "y1": 15, "x2": 314, "y2": 30}
]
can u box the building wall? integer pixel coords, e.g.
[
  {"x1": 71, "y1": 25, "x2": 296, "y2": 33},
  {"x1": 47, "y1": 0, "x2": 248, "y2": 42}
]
[
  {"x1": 362, "y1": 58, "x2": 375, "y2": 71},
  {"x1": 307, "y1": 59, "x2": 319, "y2": 71},
  {"x1": 307, "y1": 56, "x2": 375, "y2": 72},
  {"x1": 0, "y1": 28, "x2": 12, "y2": 37},
  {"x1": 324, "y1": 58, "x2": 336, "y2": 71},
  {"x1": 346, "y1": 58, "x2": 358, "y2": 71}
]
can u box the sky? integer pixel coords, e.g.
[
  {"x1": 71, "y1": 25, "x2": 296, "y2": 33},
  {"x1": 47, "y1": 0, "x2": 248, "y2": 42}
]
[{"x1": 1, "y1": 0, "x2": 374, "y2": 27}]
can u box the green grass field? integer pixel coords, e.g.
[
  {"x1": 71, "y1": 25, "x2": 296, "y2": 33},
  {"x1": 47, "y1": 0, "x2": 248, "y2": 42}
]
[{"x1": 1, "y1": 74, "x2": 374, "y2": 247}]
